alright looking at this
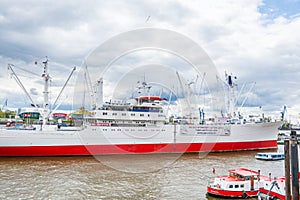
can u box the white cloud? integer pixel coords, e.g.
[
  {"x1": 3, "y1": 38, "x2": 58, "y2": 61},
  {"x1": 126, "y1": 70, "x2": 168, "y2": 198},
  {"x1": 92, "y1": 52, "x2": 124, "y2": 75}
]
[{"x1": 0, "y1": 0, "x2": 299, "y2": 121}]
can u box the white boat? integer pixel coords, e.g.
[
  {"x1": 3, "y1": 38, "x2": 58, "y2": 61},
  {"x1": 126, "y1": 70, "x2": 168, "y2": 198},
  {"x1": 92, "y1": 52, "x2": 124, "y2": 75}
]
[
  {"x1": 0, "y1": 61, "x2": 282, "y2": 156},
  {"x1": 255, "y1": 152, "x2": 285, "y2": 161}
]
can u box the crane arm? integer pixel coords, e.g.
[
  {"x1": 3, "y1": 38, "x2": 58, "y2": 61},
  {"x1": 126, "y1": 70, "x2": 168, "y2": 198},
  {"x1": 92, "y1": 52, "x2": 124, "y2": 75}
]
[
  {"x1": 52, "y1": 66, "x2": 76, "y2": 108},
  {"x1": 7, "y1": 64, "x2": 36, "y2": 107}
]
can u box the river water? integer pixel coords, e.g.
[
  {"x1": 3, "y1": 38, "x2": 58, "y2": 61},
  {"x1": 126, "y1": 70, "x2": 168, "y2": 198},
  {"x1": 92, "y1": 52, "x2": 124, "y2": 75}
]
[{"x1": 0, "y1": 146, "x2": 289, "y2": 200}]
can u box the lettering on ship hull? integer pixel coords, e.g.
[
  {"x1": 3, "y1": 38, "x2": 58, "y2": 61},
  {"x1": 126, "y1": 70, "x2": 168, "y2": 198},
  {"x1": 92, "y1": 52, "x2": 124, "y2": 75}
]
[{"x1": 180, "y1": 125, "x2": 231, "y2": 136}]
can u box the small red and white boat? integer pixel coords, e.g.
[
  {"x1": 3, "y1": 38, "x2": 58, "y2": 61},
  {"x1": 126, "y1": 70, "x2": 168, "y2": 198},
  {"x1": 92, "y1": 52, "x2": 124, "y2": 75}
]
[
  {"x1": 258, "y1": 174, "x2": 300, "y2": 200},
  {"x1": 207, "y1": 168, "x2": 269, "y2": 198}
]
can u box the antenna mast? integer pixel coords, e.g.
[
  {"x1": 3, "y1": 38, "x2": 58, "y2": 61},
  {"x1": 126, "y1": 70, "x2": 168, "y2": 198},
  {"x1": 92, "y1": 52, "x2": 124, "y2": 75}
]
[
  {"x1": 42, "y1": 58, "x2": 50, "y2": 125},
  {"x1": 225, "y1": 72, "x2": 237, "y2": 118}
]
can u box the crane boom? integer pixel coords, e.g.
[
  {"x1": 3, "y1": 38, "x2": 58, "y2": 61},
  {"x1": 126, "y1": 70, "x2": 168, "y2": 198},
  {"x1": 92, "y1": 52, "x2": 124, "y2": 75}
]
[
  {"x1": 7, "y1": 64, "x2": 36, "y2": 107},
  {"x1": 52, "y1": 66, "x2": 76, "y2": 108}
]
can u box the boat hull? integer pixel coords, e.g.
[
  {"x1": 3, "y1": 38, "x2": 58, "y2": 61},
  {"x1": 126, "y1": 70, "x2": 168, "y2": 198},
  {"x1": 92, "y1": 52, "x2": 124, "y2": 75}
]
[
  {"x1": 259, "y1": 188, "x2": 285, "y2": 200},
  {"x1": 255, "y1": 157, "x2": 284, "y2": 161},
  {"x1": 0, "y1": 122, "x2": 281, "y2": 156},
  {"x1": 0, "y1": 140, "x2": 277, "y2": 157},
  {"x1": 207, "y1": 186, "x2": 258, "y2": 198}
]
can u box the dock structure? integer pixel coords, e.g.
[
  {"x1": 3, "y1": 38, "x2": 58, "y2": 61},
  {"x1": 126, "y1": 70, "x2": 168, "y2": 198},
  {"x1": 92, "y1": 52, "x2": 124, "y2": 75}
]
[
  {"x1": 284, "y1": 130, "x2": 299, "y2": 200},
  {"x1": 284, "y1": 139, "x2": 291, "y2": 200}
]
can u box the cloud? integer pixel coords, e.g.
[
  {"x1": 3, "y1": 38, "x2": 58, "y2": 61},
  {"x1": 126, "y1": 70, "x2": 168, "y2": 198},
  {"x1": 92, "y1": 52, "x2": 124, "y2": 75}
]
[
  {"x1": 30, "y1": 88, "x2": 38, "y2": 96},
  {"x1": 0, "y1": 0, "x2": 299, "y2": 121}
]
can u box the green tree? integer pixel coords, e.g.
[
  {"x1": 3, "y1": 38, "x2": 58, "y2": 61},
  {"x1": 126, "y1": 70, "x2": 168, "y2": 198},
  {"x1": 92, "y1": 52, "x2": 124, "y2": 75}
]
[{"x1": 0, "y1": 110, "x2": 4, "y2": 118}]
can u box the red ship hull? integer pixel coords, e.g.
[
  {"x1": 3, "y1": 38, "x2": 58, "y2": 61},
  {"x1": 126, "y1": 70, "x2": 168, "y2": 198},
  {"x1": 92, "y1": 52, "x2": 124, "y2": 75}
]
[
  {"x1": 0, "y1": 140, "x2": 277, "y2": 156},
  {"x1": 207, "y1": 186, "x2": 258, "y2": 198}
]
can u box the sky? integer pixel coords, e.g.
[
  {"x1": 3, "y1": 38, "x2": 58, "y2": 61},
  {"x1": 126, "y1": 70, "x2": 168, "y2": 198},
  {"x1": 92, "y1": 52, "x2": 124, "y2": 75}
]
[{"x1": 0, "y1": 0, "x2": 300, "y2": 122}]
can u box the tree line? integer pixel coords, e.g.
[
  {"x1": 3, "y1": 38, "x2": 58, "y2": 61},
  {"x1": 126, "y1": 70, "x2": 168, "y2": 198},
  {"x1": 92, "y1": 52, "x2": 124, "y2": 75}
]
[{"x1": 0, "y1": 110, "x2": 16, "y2": 118}]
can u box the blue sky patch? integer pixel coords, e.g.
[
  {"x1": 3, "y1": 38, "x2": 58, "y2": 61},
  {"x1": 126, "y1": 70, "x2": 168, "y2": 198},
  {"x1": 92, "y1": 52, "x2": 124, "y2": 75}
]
[{"x1": 259, "y1": 0, "x2": 300, "y2": 19}]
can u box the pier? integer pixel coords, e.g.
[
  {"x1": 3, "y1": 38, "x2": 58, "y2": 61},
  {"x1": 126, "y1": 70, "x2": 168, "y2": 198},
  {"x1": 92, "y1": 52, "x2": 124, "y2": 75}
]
[{"x1": 283, "y1": 130, "x2": 299, "y2": 200}]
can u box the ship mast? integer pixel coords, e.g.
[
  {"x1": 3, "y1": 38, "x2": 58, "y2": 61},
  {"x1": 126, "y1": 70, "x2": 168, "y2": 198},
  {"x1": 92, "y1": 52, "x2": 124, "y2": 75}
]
[
  {"x1": 42, "y1": 58, "x2": 50, "y2": 125},
  {"x1": 226, "y1": 72, "x2": 236, "y2": 118},
  {"x1": 95, "y1": 77, "x2": 103, "y2": 109},
  {"x1": 82, "y1": 66, "x2": 103, "y2": 110}
]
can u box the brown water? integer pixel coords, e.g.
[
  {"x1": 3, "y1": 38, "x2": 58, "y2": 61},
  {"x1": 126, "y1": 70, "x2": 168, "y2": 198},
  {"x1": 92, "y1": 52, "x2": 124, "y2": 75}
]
[{"x1": 0, "y1": 147, "x2": 286, "y2": 200}]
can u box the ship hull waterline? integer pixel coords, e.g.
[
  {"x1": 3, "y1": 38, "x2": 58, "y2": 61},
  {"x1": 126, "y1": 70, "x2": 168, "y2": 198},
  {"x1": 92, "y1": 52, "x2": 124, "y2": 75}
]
[{"x1": 0, "y1": 140, "x2": 277, "y2": 157}]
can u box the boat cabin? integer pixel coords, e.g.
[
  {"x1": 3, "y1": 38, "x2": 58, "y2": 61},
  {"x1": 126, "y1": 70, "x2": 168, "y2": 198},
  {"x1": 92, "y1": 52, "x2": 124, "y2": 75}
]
[{"x1": 228, "y1": 168, "x2": 260, "y2": 181}]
